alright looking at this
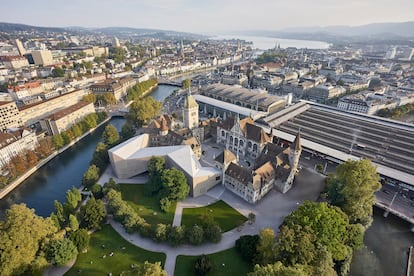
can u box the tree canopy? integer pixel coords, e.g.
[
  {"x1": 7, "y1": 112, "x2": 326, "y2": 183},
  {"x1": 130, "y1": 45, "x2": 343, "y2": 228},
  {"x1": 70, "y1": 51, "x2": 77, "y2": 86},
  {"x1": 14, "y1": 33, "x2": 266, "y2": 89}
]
[
  {"x1": 0, "y1": 204, "x2": 57, "y2": 275},
  {"x1": 127, "y1": 96, "x2": 162, "y2": 127},
  {"x1": 326, "y1": 158, "x2": 381, "y2": 227},
  {"x1": 281, "y1": 201, "x2": 354, "y2": 262},
  {"x1": 102, "y1": 124, "x2": 120, "y2": 146}
]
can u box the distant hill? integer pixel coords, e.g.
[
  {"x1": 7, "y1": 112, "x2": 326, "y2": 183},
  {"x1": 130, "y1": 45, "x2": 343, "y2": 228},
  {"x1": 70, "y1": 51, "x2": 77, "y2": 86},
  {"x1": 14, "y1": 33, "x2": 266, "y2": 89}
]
[
  {"x1": 0, "y1": 22, "x2": 65, "y2": 33},
  {"x1": 232, "y1": 21, "x2": 414, "y2": 45},
  {"x1": 0, "y1": 22, "x2": 204, "y2": 40},
  {"x1": 91, "y1": 26, "x2": 205, "y2": 39},
  {"x1": 281, "y1": 21, "x2": 414, "y2": 37}
]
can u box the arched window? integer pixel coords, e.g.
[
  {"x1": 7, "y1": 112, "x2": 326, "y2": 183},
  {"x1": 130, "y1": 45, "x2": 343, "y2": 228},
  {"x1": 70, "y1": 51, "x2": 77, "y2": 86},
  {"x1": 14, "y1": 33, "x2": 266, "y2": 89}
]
[
  {"x1": 221, "y1": 130, "x2": 225, "y2": 137},
  {"x1": 248, "y1": 141, "x2": 252, "y2": 148},
  {"x1": 240, "y1": 140, "x2": 244, "y2": 147},
  {"x1": 234, "y1": 138, "x2": 238, "y2": 146},
  {"x1": 230, "y1": 136, "x2": 233, "y2": 144},
  {"x1": 253, "y1": 144, "x2": 258, "y2": 152}
]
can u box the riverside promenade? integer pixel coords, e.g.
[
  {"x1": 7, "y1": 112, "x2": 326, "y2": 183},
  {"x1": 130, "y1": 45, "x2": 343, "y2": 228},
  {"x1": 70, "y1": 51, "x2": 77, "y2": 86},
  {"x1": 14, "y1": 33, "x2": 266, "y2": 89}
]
[{"x1": 0, "y1": 117, "x2": 111, "y2": 200}]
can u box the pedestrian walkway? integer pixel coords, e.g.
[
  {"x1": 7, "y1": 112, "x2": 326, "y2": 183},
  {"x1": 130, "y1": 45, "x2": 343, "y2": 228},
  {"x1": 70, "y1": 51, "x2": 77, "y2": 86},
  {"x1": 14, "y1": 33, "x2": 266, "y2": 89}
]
[{"x1": 55, "y1": 167, "x2": 325, "y2": 276}]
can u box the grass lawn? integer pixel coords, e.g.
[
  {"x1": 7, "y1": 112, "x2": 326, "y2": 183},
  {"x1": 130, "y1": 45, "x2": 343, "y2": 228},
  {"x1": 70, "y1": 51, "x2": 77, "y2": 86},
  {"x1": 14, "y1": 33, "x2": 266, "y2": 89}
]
[
  {"x1": 65, "y1": 224, "x2": 165, "y2": 276},
  {"x1": 118, "y1": 184, "x2": 176, "y2": 225},
  {"x1": 181, "y1": 200, "x2": 247, "y2": 232},
  {"x1": 175, "y1": 247, "x2": 253, "y2": 276}
]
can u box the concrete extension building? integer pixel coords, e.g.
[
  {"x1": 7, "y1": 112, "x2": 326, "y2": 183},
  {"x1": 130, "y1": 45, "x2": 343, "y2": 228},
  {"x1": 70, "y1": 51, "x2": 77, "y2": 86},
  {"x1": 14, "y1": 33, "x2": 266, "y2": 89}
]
[
  {"x1": 40, "y1": 102, "x2": 95, "y2": 135},
  {"x1": 108, "y1": 134, "x2": 221, "y2": 197}
]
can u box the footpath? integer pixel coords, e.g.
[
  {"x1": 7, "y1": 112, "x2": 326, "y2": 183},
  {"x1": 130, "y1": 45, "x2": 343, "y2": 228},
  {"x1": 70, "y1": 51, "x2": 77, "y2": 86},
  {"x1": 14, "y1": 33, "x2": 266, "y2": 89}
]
[{"x1": 46, "y1": 167, "x2": 324, "y2": 276}]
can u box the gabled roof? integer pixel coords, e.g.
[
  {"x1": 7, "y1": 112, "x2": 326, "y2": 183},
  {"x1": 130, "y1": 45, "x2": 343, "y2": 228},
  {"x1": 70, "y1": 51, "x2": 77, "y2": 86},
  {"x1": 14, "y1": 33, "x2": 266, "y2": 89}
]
[
  {"x1": 225, "y1": 162, "x2": 252, "y2": 184},
  {"x1": 215, "y1": 149, "x2": 237, "y2": 164}
]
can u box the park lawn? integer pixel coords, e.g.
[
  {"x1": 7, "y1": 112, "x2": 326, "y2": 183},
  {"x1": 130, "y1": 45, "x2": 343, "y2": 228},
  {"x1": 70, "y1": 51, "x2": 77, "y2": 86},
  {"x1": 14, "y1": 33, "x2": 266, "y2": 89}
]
[
  {"x1": 119, "y1": 184, "x2": 176, "y2": 225},
  {"x1": 174, "y1": 247, "x2": 253, "y2": 276},
  {"x1": 65, "y1": 224, "x2": 165, "y2": 276},
  {"x1": 181, "y1": 200, "x2": 247, "y2": 232}
]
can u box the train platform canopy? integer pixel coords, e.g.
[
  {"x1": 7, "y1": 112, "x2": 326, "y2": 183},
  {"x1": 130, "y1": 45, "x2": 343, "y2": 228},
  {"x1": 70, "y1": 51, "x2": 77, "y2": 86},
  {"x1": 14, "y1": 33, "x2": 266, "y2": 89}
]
[
  {"x1": 266, "y1": 101, "x2": 414, "y2": 186},
  {"x1": 194, "y1": 94, "x2": 267, "y2": 120}
]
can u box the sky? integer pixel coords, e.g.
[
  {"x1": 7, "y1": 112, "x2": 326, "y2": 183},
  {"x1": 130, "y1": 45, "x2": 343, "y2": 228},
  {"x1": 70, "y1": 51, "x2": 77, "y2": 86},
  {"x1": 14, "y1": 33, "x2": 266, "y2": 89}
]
[{"x1": 1, "y1": 0, "x2": 413, "y2": 34}]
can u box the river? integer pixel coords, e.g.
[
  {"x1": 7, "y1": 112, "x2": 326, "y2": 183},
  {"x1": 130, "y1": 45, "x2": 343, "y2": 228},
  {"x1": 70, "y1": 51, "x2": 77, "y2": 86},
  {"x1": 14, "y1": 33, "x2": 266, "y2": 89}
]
[
  {"x1": 0, "y1": 85, "x2": 412, "y2": 274},
  {"x1": 0, "y1": 85, "x2": 176, "y2": 217}
]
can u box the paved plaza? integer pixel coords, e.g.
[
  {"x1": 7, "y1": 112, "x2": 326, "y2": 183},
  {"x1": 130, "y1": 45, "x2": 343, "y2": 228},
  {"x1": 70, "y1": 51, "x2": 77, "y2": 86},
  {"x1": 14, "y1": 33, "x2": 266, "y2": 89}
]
[{"x1": 47, "y1": 149, "x2": 326, "y2": 276}]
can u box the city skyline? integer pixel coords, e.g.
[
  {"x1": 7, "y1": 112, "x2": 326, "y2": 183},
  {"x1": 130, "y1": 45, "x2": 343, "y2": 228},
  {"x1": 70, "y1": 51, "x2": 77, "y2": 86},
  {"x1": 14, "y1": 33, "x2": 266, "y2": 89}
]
[{"x1": 2, "y1": 0, "x2": 413, "y2": 34}]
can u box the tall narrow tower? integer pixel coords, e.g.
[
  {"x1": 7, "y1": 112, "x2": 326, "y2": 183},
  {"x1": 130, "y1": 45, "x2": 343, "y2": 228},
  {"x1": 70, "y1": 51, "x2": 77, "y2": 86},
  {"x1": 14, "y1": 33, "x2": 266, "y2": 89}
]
[
  {"x1": 289, "y1": 131, "x2": 302, "y2": 172},
  {"x1": 183, "y1": 89, "x2": 199, "y2": 129}
]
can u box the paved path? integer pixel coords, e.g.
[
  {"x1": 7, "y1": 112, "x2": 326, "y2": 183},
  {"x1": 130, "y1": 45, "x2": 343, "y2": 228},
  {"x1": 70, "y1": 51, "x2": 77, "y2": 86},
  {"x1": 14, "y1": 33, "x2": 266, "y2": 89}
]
[
  {"x1": 108, "y1": 168, "x2": 325, "y2": 275},
  {"x1": 43, "y1": 258, "x2": 76, "y2": 276},
  {"x1": 50, "y1": 166, "x2": 324, "y2": 276}
]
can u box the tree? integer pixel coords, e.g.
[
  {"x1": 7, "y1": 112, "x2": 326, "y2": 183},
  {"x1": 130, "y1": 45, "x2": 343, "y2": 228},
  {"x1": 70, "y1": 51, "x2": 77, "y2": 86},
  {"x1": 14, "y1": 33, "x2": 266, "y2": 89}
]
[
  {"x1": 52, "y1": 67, "x2": 65, "y2": 77},
  {"x1": 53, "y1": 134, "x2": 65, "y2": 149},
  {"x1": 0, "y1": 204, "x2": 57, "y2": 275},
  {"x1": 10, "y1": 154, "x2": 28, "y2": 174},
  {"x1": 54, "y1": 200, "x2": 66, "y2": 227},
  {"x1": 91, "y1": 142, "x2": 108, "y2": 171},
  {"x1": 249, "y1": 262, "x2": 311, "y2": 276},
  {"x1": 127, "y1": 96, "x2": 162, "y2": 127},
  {"x1": 154, "y1": 223, "x2": 169, "y2": 242},
  {"x1": 68, "y1": 214, "x2": 79, "y2": 231},
  {"x1": 83, "y1": 113, "x2": 98, "y2": 129},
  {"x1": 68, "y1": 229, "x2": 90, "y2": 252},
  {"x1": 82, "y1": 94, "x2": 97, "y2": 104},
  {"x1": 26, "y1": 150, "x2": 38, "y2": 167},
  {"x1": 46, "y1": 239, "x2": 78, "y2": 265},
  {"x1": 203, "y1": 223, "x2": 222, "y2": 243},
  {"x1": 255, "y1": 227, "x2": 277, "y2": 265},
  {"x1": 144, "y1": 156, "x2": 163, "y2": 197},
  {"x1": 37, "y1": 137, "x2": 54, "y2": 158},
  {"x1": 61, "y1": 131, "x2": 72, "y2": 145},
  {"x1": 103, "y1": 177, "x2": 119, "y2": 194},
  {"x1": 282, "y1": 201, "x2": 350, "y2": 261},
  {"x1": 187, "y1": 225, "x2": 204, "y2": 245},
  {"x1": 102, "y1": 124, "x2": 119, "y2": 146},
  {"x1": 326, "y1": 159, "x2": 381, "y2": 227},
  {"x1": 168, "y1": 225, "x2": 186, "y2": 247},
  {"x1": 71, "y1": 124, "x2": 83, "y2": 137},
  {"x1": 194, "y1": 255, "x2": 212, "y2": 276},
  {"x1": 182, "y1": 78, "x2": 191, "y2": 89},
  {"x1": 65, "y1": 187, "x2": 82, "y2": 212},
  {"x1": 120, "y1": 261, "x2": 167, "y2": 276},
  {"x1": 160, "y1": 168, "x2": 189, "y2": 201},
  {"x1": 82, "y1": 165, "x2": 100, "y2": 188},
  {"x1": 91, "y1": 183, "x2": 104, "y2": 199},
  {"x1": 80, "y1": 197, "x2": 106, "y2": 230},
  {"x1": 159, "y1": 197, "x2": 172, "y2": 212},
  {"x1": 275, "y1": 224, "x2": 316, "y2": 266},
  {"x1": 120, "y1": 122, "x2": 135, "y2": 141},
  {"x1": 236, "y1": 235, "x2": 259, "y2": 263}
]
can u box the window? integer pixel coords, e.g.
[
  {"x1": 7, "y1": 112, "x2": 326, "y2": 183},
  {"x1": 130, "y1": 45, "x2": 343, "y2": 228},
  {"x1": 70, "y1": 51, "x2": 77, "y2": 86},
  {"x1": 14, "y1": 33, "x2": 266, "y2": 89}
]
[
  {"x1": 221, "y1": 130, "x2": 225, "y2": 137},
  {"x1": 253, "y1": 144, "x2": 258, "y2": 152},
  {"x1": 248, "y1": 141, "x2": 252, "y2": 148}
]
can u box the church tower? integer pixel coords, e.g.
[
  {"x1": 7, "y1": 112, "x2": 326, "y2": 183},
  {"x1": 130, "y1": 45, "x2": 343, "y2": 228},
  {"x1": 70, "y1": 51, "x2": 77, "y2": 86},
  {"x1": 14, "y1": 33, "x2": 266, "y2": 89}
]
[
  {"x1": 183, "y1": 89, "x2": 199, "y2": 129},
  {"x1": 289, "y1": 131, "x2": 302, "y2": 172}
]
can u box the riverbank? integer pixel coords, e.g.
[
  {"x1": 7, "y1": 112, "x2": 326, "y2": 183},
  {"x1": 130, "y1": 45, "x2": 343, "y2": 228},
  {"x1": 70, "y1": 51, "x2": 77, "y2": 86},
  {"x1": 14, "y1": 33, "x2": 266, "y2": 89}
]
[
  {"x1": 139, "y1": 83, "x2": 158, "y2": 98},
  {"x1": 0, "y1": 117, "x2": 111, "y2": 200}
]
